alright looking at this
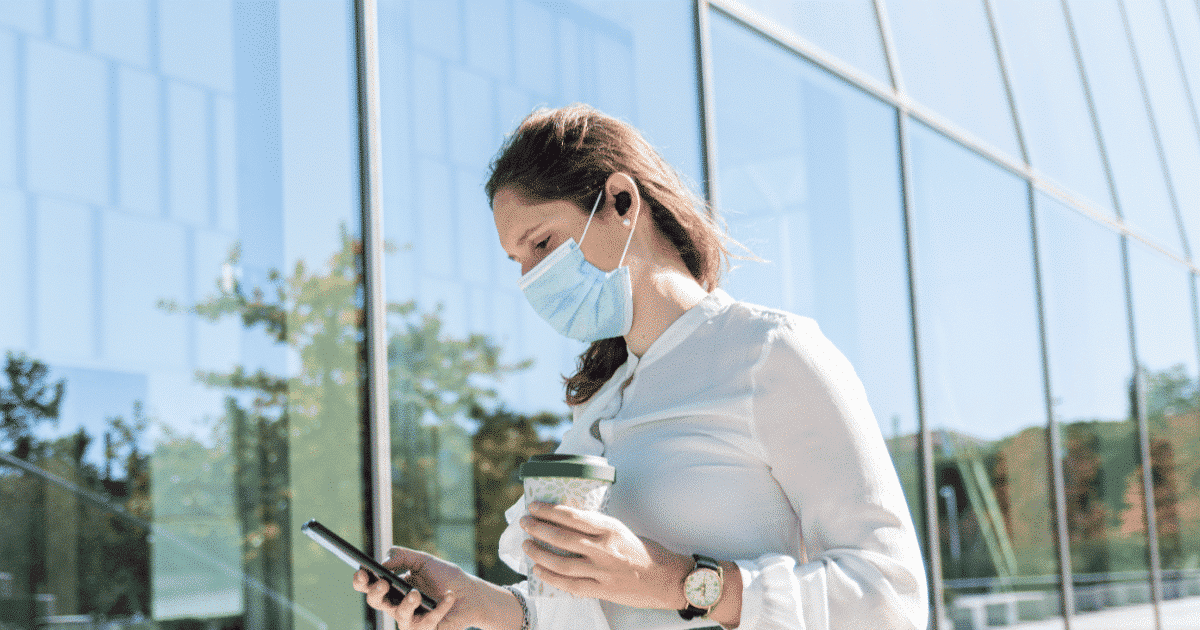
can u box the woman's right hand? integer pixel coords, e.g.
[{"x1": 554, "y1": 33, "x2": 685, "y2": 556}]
[{"x1": 352, "y1": 546, "x2": 476, "y2": 630}]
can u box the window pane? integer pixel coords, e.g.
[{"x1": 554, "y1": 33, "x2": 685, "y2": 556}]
[
  {"x1": 377, "y1": 0, "x2": 703, "y2": 582},
  {"x1": 1066, "y1": 0, "x2": 1185, "y2": 255},
  {"x1": 0, "y1": 2, "x2": 367, "y2": 628},
  {"x1": 733, "y1": 0, "x2": 891, "y2": 86},
  {"x1": 885, "y1": 0, "x2": 1022, "y2": 160},
  {"x1": 1035, "y1": 194, "x2": 1155, "y2": 626},
  {"x1": 709, "y1": 12, "x2": 923, "y2": 552},
  {"x1": 909, "y1": 122, "x2": 1064, "y2": 628},
  {"x1": 1126, "y1": 243, "x2": 1200, "y2": 629},
  {"x1": 993, "y1": 0, "x2": 1112, "y2": 214},
  {"x1": 1123, "y1": 0, "x2": 1200, "y2": 255}
]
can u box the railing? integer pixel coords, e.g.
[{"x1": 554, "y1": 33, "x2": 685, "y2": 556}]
[{"x1": 942, "y1": 570, "x2": 1200, "y2": 628}]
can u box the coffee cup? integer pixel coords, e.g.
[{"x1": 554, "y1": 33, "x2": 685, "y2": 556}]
[{"x1": 519, "y1": 453, "x2": 616, "y2": 597}]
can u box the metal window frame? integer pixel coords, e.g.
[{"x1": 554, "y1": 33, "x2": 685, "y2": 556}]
[
  {"x1": 353, "y1": 0, "x2": 394, "y2": 628},
  {"x1": 696, "y1": 1, "x2": 1200, "y2": 629}
]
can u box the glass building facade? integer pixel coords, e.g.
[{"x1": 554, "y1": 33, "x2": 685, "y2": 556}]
[{"x1": 0, "y1": 0, "x2": 1197, "y2": 629}]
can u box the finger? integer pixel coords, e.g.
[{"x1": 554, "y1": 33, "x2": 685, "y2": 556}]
[
  {"x1": 521, "y1": 515, "x2": 600, "y2": 556},
  {"x1": 531, "y1": 563, "x2": 600, "y2": 599},
  {"x1": 528, "y1": 502, "x2": 610, "y2": 536},
  {"x1": 393, "y1": 587, "x2": 426, "y2": 626},
  {"x1": 364, "y1": 576, "x2": 392, "y2": 610},
  {"x1": 352, "y1": 568, "x2": 373, "y2": 592},
  {"x1": 522, "y1": 539, "x2": 595, "y2": 579},
  {"x1": 415, "y1": 590, "x2": 457, "y2": 630}
]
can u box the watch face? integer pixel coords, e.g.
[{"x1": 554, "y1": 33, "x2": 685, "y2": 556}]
[{"x1": 684, "y1": 567, "x2": 722, "y2": 608}]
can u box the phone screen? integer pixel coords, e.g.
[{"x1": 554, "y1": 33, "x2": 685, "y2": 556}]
[{"x1": 301, "y1": 519, "x2": 438, "y2": 613}]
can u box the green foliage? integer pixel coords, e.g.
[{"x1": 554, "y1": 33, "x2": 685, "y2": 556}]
[{"x1": 0, "y1": 351, "x2": 66, "y2": 459}]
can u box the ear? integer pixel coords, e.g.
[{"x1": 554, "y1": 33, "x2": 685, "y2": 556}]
[{"x1": 603, "y1": 172, "x2": 641, "y2": 223}]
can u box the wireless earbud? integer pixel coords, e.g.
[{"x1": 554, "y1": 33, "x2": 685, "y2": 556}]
[{"x1": 615, "y1": 191, "x2": 631, "y2": 216}]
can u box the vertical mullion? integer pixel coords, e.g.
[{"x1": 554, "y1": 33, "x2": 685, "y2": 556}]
[
  {"x1": 353, "y1": 1, "x2": 394, "y2": 629},
  {"x1": 1117, "y1": 0, "x2": 1177, "y2": 623},
  {"x1": 1027, "y1": 182, "x2": 1076, "y2": 628},
  {"x1": 1117, "y1": 0, "x2": 1191, "y2": 262},
  {"x1": 980, "y1": 0, "x2": 1030, "y2": 166},
  {"x1": 1059, "y1": 1, "x2": 1163, "y2": 626},
  {"x1": 694, "y1": 0, "x2": 721, "y2": 214},
  {"x1": 871, "y1": 0, "x2": 904, "y2": 94},
  {"x1": 981, "y1": 0, "x2": 1076, "y2": 625},
  {"x1": 872, "y1": 1, "x2": 941, "y2": 627},
  {"x1": 896, "y1": 110, "x2": 943, "y2": 630}
]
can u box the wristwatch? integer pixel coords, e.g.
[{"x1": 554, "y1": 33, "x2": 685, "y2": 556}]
[{"x1": 679, "y1": 554, "x2": 723, "y2": 620}]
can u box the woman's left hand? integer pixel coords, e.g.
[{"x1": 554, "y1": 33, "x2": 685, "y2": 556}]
[{"x1": 519, "y1": 501, "x2": 692, "y2": 610}]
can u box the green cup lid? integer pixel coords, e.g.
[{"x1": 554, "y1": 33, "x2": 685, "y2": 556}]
[{"x1": 519, "y1": 454, "x2": 615, "y2": 483}]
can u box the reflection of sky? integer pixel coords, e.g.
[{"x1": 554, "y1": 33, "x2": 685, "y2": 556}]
[
  {"x1": 2, "y1": 0, "x2": 359, "y2": 449},
  {"x1": 377, "y1": 0, "x2": 702, "y2": 418},
  {"x1": 1036, "y1": 194, "x2": 1133, "y2": 424},
  {"x1": 711, "y1": 13, "x2": 917, "y2": 439}
]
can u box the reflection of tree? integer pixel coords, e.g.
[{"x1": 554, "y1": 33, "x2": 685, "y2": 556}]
[
  {"x1": 1, "y1": 352, "x2": 66, "y2": 460},
  {"x1": 471, "y1": 406, "x2": 561, "y2": 584},
  {"x1": 1118, "y1": 365, "x2": 1200, "y2": 572},
  {"x1": 0, "y1": 354, "x2": 151, "y2": 624},
  {"x1": 935, "y1": 364, "x2": 1200, "y2": 588},
  {"x1": 166, "y1": 227, "x2": 562, "y2": 614}
]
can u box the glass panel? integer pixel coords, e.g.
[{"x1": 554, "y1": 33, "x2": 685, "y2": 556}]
[
  {"x1": 908, "y1": 122, "x2": 1063, "y2": 629},
  {"x1": 733, "y1": 0, "x2": 891, "y2": 86},
  {"x1": 1035, "y1": 194, "x2": 1154, "y2": 627},
  {"x1": 708, "y1": 12, "x2": 923, "y2": 547},
  {"x1": 1126, "y1": 243, "x2": 1200, "y2": 628},
  {"x1": 992, "y1": 0, "x2": 1112, "y2": 214},
  {"x1": 885, "y1": 0, "x2": 1022, "y2": 160},
  {"x1": 1066, "y1": 0, "x2": 1185, "y2": 255},
  {"x1": 1163, "y1": 0, "x2": 1200, "y2": 129},
  {"x1": 1123, "y1": 0, "x2": 1200, "y2": 255},
  {"x1": 376, "y1": 0, "x2": 703, "y2": 583},
  {"x1": 0, "y1": 2, "x2": 367, "y2": 629}
]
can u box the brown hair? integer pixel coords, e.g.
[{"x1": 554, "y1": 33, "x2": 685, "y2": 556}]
[{"x1": 486, "y1": 104, "x2": 728, "y2": 406}]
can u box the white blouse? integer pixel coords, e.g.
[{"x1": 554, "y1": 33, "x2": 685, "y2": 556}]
[{"x1": 498, "y1": 289, "x2": 928, "y2": 630}]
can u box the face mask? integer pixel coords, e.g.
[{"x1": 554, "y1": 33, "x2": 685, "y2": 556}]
[{"x1": 518, "y1": 190, "x2": 637, "y2": 342}]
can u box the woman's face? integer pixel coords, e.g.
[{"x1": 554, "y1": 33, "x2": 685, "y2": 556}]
[{"x1": 493, "y1": 187, "x2": 628, "y2": 277}]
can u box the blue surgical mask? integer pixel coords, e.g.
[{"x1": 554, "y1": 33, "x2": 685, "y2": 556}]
[{"x1": 518, "y1": 190, "x2": 637, "y2": 342}]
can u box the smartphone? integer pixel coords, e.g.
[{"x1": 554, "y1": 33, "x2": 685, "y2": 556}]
[{"x1": 301, "y1": 519, "x2": 438, "y2": 613}]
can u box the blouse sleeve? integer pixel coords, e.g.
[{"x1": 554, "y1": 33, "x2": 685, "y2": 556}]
[{"x1": 737, "y1": 317, "x2": 928, "y2": 630}]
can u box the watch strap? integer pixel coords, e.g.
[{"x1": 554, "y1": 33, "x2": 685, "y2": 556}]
[{"x1": 679, "y1": 554, "x2": 722, "y2": 620}]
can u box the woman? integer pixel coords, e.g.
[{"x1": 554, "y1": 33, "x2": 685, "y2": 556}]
[{"x1": 353, "y1": 104, "x2": 928, "y2": 630}]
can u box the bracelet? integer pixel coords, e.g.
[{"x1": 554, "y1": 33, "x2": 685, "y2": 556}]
[{"x1": 504, "y1": 585, "x2": 532, "y2": 630}]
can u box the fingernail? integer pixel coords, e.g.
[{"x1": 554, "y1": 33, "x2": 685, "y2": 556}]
[{"x1": 529, "y1": 501, "x2": 545, "y2": 512}]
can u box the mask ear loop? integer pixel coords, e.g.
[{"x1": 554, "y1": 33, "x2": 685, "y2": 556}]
[
  {"x1": 616, "y1": 197, "x2": 638, "y2": 267},
  {"x1": 577, "y1": 189, "x2": 605, "y2": 246}
]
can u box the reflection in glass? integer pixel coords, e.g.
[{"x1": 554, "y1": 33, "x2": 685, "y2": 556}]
[
  {"x1": 1126, "y1": 243, "x2": 1200, "y2": 629},
  {"x1": 0, "y1": 1, "x2": 368, "y2": 628},
  {"x1": 1065, "y1": 0, "x2": 1184, "y2": 255},
  {"x1": 732, "y1": 0, "x2": 891, "y2": 85},
  {"x1": 909, "y1": 123, "x2": 1063, "y2": 629},
  {"x1": 376, "y1": 0, "x2": 703, "y2": 582},
  {"x1": 1035, "y1": 194, "x2": 1154, "y2": 625},
  {"x1": 1122, "y1": 0, "x2": 1200, "y2": 255},
  {"x1": 884, "y1": 0, "x2": 1021, "y2": 159},
  {"x1": 991, "y1": 0, "x2": 1111, "y2": 213},
  {"x1": 709, "y1": 13, "x2": 922, "y2": 547}
]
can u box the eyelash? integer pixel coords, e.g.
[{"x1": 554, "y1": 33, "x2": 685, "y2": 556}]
[{"x1": 535, "y1": 236, "x2": 551, "y2": 250}]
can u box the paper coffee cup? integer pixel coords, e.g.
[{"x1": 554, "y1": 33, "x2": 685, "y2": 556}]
[{"x1": 519, "y1": 454, "x2": 616, "y2": 597}]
